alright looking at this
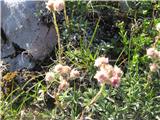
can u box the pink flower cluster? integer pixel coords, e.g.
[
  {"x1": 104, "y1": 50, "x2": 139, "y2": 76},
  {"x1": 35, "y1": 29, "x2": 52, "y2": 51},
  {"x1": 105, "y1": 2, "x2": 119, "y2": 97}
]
[
  {"x1": 149, "y1": 63, "x2": 159, "y2": 72},
  {"x1": 46, "y1": 0, "x2": 64, "y2": 12},
  {"x1": 94, "y1": 57, "x2": 123, "y2": 88},
  {"x1": 146, "y1": 48, "x2": 160, "y2": 60},
  {"x1": 146, "y1": 48, "x2": 160, "y2": 72},
  {"x1": 45, "y1": 64, "x2": 80, "y2": 91}
]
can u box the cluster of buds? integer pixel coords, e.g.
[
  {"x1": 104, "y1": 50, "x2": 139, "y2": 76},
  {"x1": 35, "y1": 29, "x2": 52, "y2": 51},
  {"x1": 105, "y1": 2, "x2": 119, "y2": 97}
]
[
  {"x1": 146, "y1": 48, "x2": 160, "y2": 73},
  {"x1": 45, "y1": 64, "x2": 80, "y2": 92},
  {"x1": 146, "y1": 48, "x2": 160, "y2": 60},
  {"x1": 149, "y1": 63, "x2": 159, "y2": 73},
  {"x1": 94, "y1": 57, "x2": 123, "y2": 88},
  {"x1": 46, "y1": 0, "x2": 64, "y2": 12}
]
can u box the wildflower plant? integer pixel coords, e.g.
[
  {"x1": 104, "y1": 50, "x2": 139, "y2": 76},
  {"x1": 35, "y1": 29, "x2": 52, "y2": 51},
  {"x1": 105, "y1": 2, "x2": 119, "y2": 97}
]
[
  {"x1": 94, "y1": 57, "x2": 123, "y2": 87},
  {"x1": 46, "y1": 0, "x2": 68, "y2": 63},
  {"x1": 79, "y1": 57, "x2": 123, "y2": 118},
  {"x1": 45, "y1": 64, "x2": 80, "y2": 97},
  {"x1": 146, "y1": 25, "x2": 160, "y2": 78}
]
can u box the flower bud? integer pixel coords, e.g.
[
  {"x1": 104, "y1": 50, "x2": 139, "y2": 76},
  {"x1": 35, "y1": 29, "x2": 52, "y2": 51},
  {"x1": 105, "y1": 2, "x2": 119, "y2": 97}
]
[
  {"x1": 110, "y1": 76, "x2": 121, "y2": 88},
  {"x1": 46, "y1": 0, "x2": 64, "y2": 12},
  {"x1": 58, "y1": 80, "x2": 69, "y2": 92},
  {"x1": 146, "y1": 48, "x2": 160, "y2": 59},
  {"x1": 94, "y1": 70, "x2": 109, "y2": 84},
  {"x1": 54, "y1": 64, "x2": 63, "y2": 73},
  {"x1": 113, "y1": 65, "x2": 123, "y2": 77},
  {"x1": 70, "y1": 69, "x2": 80, "y2": 79},
  {"x1": 149, "y1": 63, "x2": 159, "y2": 72},
  {"x1": 94, "y1": 57, "x2": 109, "y2": 67},
  {"x1": 53, "y1": 0, "x2": 64, "y2": 12},
  {"x1": 45, "y1": 72, "x2": 54, "y2": 81}
]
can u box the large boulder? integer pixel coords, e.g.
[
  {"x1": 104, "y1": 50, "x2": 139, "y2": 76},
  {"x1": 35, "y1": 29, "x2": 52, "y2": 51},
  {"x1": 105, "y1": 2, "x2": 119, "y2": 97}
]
[
  {"x1": 1, "y1": 0, "x2": 57, "y2": 60},
  {"x1": 1, "y1": 0, "x2": 57, "y2": 71}
]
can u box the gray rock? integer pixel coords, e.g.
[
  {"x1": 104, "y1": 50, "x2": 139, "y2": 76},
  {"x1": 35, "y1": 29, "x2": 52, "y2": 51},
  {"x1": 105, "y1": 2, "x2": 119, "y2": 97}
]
[
  {"x1": 1, "y1": 41, "x2": 16, "y2": 58},
  {"x1": 2, "y1": 54, "x2": 35, "y2": 71},
  {"x1": 1, "y1": 0, "x2": 57, "y2": 60}
]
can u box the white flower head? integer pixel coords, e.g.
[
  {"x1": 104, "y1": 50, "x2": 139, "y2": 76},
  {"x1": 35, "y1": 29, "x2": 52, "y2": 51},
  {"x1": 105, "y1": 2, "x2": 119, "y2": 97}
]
[
  {"x1": 58, "y1": 80, "x2": 69, "y2": 92},
  {"x1": 54, "y1": 64, "x2": 63, "y2": 73},
  {"x1": 45, "y1": 72, "x2": 55, "y2": 81},
  {"x1": 94, "y1": 57, "x2": 109, "y2": 67},
  {"x1": 113, "y1": 65, "x2": 123, "y2": 77},
  {"x1": 70, "y1": 69, "x2": 80, "y2": 79},
  {"x1": 46, "y1": 0, "x2": 64, "y2": 12},
  {"x1": 146, "y1": 48, "x2": 160, "y2": 59},
  {"x1": 94, "y1": 70, "x2": 109, "y2": 84},
  {"x1": 149, "y1": 63, "x2": 159, "y2": 72},
  {"x1": 110, "y1": 76, "x2": 121, "y2": 88}
]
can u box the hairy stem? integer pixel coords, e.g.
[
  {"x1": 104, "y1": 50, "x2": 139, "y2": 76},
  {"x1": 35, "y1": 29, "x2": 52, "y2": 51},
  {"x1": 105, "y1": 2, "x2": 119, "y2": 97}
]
[
  {"x1": 87, "y1": 83, "x2": 105, "y2": 107},
  {"x1": 53, "y1": 11, "x2": 62, "y2": 63},
  {"x1": 79, "y1": 84, "x2": 105, "y2": 119}
]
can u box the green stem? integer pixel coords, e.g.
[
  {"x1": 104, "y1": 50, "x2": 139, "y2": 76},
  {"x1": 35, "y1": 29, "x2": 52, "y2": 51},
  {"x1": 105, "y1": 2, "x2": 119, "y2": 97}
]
[
  {"x1": 53, "y1": 11, "x2": 62, "y2": 63},
  {"x1": 87, "y1": 18, "x2": 100, "y2": 50},
  {"x1": 78, "y1": 84, "x2": 105, "y2": 119},
  {"x1": 63, "y1": 0, "x2": 69, "y2": 28},
  {"x1": 87, "y1": 83, "x2": 105, "y2": 107}
]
